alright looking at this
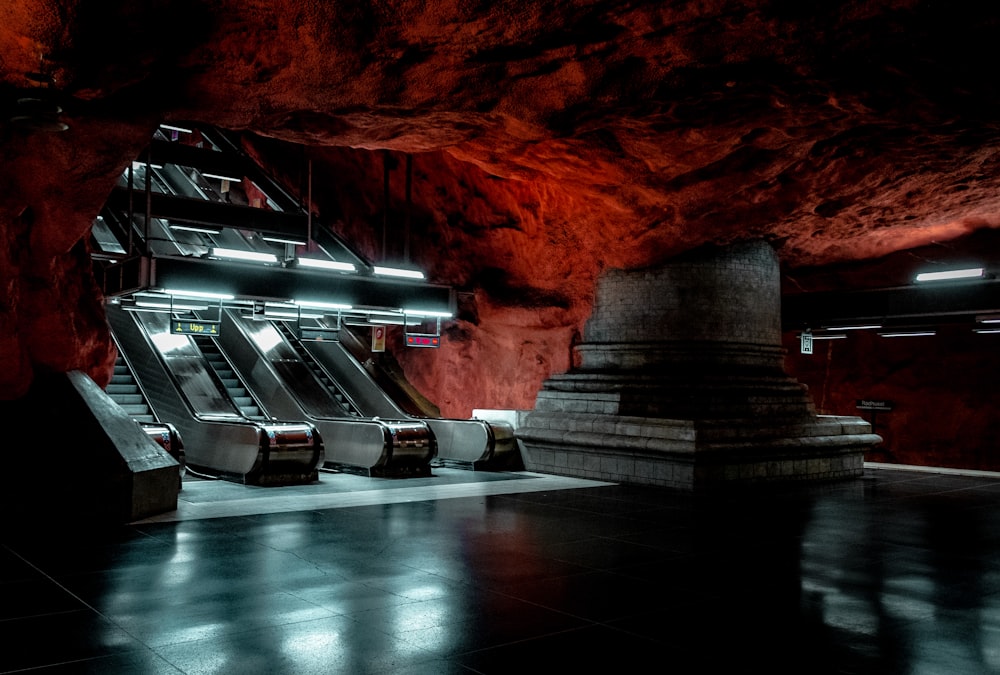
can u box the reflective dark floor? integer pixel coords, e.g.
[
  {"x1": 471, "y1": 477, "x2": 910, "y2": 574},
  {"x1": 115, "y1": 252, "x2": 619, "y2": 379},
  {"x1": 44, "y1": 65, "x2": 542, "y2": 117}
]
[{"x1": 4, "y1": 465, "x2": 1000, "y2": 674}]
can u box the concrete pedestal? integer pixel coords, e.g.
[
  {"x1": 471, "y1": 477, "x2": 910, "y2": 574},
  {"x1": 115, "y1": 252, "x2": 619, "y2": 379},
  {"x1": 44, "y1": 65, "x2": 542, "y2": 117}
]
[{"x1": 518, "y1": 240, "x2": 881, "y2": 489}]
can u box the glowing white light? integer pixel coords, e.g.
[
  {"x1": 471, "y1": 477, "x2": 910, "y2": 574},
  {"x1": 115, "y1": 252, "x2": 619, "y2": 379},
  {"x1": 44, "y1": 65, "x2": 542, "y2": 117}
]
[
  {"x1": 159, "y1": 124, "x2": 193, "y2": 134},
  {"x1": 169, "y1": 224, "x2": 222, "y2": 235},
  {"x1": 975, "y1": 329, "x2": 1000, "y2": 334},
  {"x1": 262, "y1": 236, "x2": 306, "y2": 246},
  {"x1": 403, "y1": 309, "x2": 453, "y2": 318},
  {"x1": 201, "y1": 172, "x2": 242, "y2": 182},
  {"x1": 162, "y1": 289, "x2": 235, "y2": 300},
  {"x1": 811, "y1": 334, "x2": 847, "y2": 340},
  {"x1": 296, "y1": 258, "x2": 357, "y2": 272},
  {"x1": 879, "y1": 331, "x2": 936, "y2": 338},
  {"x1": 132, "y1": 161, "x2": 163, "y2": 170},
  {"x1": 293, "y1": 300, "x2": 353, "y2": 311},
  {"x1": 209, "y1": 247, "x2": 278, "y2": 264},
  {"x1": 373, "y1": 266, "x2": 425, "y2": 280},
  {"x1": 824, "y1": 324, "x2": 882, "y2": 331},
  {"x1": 915, "y1": 267, "x2": 984, "y2": 282}
]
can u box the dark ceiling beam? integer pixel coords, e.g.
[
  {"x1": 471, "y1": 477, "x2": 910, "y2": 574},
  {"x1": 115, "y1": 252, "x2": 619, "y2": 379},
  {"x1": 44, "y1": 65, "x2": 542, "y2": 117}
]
[
  {"x1": 782, "y1": 280, "x2": 1000, "y2": 330},
  {"x1": 106, "y1": 186, "x2": 308, "y2": 241}
]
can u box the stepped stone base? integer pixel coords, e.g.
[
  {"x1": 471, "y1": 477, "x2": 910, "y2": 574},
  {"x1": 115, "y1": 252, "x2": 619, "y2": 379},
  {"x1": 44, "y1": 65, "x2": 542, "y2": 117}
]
[{"x1": 518, "y1": 410, "x2": 875, "y2": 489}]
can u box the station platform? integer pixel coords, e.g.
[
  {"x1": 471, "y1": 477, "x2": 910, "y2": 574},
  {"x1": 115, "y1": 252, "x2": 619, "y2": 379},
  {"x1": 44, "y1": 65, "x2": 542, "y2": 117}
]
[{"x1": 3, "y1": 464, "x2": 1000, "y2": 673}]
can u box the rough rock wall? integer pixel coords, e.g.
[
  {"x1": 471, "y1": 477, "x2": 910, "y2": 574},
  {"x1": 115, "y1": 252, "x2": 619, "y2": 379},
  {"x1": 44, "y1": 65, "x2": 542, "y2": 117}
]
[{"x1": 2, "y1": 1, "x2": 1000, "y2": 439}]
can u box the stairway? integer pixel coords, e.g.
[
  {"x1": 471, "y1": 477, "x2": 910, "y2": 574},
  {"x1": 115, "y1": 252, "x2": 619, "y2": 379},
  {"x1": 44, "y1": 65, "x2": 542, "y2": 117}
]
[
  {"x1": 192, "y1": 335, "x2": 268, "y2": 420},
  {"x1": 107, "y1": 356, "x2": 156, "y2": 423}
]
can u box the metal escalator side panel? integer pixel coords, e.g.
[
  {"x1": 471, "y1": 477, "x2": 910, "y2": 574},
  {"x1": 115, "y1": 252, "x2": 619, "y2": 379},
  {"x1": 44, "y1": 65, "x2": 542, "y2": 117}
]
[
  {"x1": 107, "y1": 303, "x2": 267, "y2": 478},
  {"x1": 229, "y1": 312, "x2": 361, "y2": 418},
  {"x1": 299, "y1": 331, "x2": 405, "y2": 418},
  {"x1": 423, "y1": 418, "x2": 492, "y2": 464}
]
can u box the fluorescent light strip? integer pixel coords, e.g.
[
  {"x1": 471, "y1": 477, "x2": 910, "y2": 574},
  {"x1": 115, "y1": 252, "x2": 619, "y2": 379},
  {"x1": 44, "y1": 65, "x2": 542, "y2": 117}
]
[
  {"x1": 296, "y1": 258, "x2": 357, "y2": 273},
  {"x1": 132, "y1": 161, "x2": 163, "y2": 170},
  {"x1": 162, "y1": 289, "x2": 235, "y2": 300},
  {"x1": 915, "y1": 267, "x2": 984, "y2": 282},
  {"x1": 170, "y1": 224, "x2": 222, "y2": 235},
  {"x1": 135, "y1": 300, "x2": 209, "y2": 311},
  {"x1": 262, "y1": 236, "x2": 307, "y2": 246},
  {"x1": 825, "y1": 324, "x2": 882, "y2": 331},
  {"x1": 879, "y1": 331, "x2": 936, "y2": 338},
  {"x1": 293, "y1": 300, "x2": 353, "y2": 311},
  {"x1": 403, "y1": 309, "x2": 453, "y2": 318},
  {"x1": 811, "y1": 334, "x2": 847, "y2": 340},
  {"x1": 370, "y1": 318, "x2": 421, "y2": 326},
  {"x1": 210, "y1": 247, "x2": 278, "y2": 264},
  {"x1": 373, "y1": 266, "x2": 425, "y2": 280},
  {"x1": 159, "y1": 124, "x2": 193, "y2": 134},
  {"x1": 975, "y1": 329, "x2": 1000, "y2": 334},
  {"x1": 201, "y1": 172, "x2": 243, "y2": 182}
]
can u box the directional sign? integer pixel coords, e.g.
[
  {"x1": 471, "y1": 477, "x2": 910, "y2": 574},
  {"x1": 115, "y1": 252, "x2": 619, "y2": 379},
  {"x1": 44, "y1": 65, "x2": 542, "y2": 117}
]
[
  {"x1": 800, "y1": 331, "x2": 813, "y2": 354},
  {"x1": 171, "y1": 320, "x2": 220, "y2": 335},
  {"x1": 405, "y1": 333, "x2": 440, "y2": 348}
]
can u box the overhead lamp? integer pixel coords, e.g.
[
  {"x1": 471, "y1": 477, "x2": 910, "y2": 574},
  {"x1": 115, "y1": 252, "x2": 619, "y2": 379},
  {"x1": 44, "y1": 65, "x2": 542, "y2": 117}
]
[
  {"x1": 915, "y1": 267, "x2": 984, "y2": 282},
  {"x1": 976, "y1": 314, "x2": 1000, "y2": 324},
  {"x1": 293, "y1": 300, "x2": 353, "y2": 311},
  {"x1": 132, "y1": 160, "x2": 164, "y2": 170},
  {"x1": 295, "y1": 257, "x2": 357, "y2": 273},
  {"x1": 373, "y1": 266, "x2": 425, "y2": 280},
  {"x1": 878, "y1": 331, "x2": 936, "y2": 338},
  {"x1": 159, "y1": 124, "x2": 193, "y2": 134},
  {"x1": 170, "y1": 224, "x2": 223, "y2": 235},
  {"x1": 201, "y1": 172, "x2": 243, "y2": 182},
  {"x1": 811, "y1": 334, "x2": 847, "y2": 340},
  {"x1": 974, "y1": 328, "x2": 1000, "y2": 334},
  {"x1": 162, "y1": 288, "x2": 235, "y2": 301},
  {"x1": 262, "y1": 236, "x2": 307, "y2": 246},
  {"x1": 209, "y1": 247, "x2": 279, "y2": 264},
  {"x1": 824, "y1": 324, "x2": 882, "y2": 331},
  {"x1": 403, "y1": 308, "x2": 453, "y2": 318},
  {"x1": 134, "y1": 299, "x2": 209, "y2": 311}
]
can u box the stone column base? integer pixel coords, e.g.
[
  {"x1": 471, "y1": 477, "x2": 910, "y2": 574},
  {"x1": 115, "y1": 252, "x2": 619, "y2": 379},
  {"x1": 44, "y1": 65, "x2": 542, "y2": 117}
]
[{"x1": 517, "y1": 412, "x2": 877, "y2": 489}]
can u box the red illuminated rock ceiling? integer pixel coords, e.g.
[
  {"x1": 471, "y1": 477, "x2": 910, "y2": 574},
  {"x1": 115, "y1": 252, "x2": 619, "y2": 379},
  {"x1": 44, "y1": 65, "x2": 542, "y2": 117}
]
[{"x1": 2, "y1": 1, "x2": 1000, "y2": 415}]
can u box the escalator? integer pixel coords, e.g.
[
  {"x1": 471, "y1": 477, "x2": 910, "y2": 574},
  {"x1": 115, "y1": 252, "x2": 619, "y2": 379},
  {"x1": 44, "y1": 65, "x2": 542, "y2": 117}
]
[
  {"x1": 192, "y1": 335, "x2": 268, "y2": 420},
  {"x1": 107, "y1": 303, "x2": 323, "y2": 485},
  {"x1": 305, "y1": 317, "x2": 518, "y2": 469},
  {"x1": 107, "y1": 349, "x2": 187, "y2": 478},
  {"x1": 206, "y1": 308, "x2": 436, "y2": 477}
]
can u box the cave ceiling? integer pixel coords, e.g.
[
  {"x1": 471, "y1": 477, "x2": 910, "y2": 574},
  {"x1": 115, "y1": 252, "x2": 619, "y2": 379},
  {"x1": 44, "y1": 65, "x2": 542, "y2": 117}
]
[{"x1": 3, "y1": 0, "x2": 1000, "y2": 407}]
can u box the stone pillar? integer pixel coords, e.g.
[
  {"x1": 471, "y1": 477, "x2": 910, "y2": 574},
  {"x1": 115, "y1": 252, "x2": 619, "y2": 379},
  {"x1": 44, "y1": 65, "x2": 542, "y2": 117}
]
[{"x1": 517, "y1": 240, "x2": 881, "y2": 489}]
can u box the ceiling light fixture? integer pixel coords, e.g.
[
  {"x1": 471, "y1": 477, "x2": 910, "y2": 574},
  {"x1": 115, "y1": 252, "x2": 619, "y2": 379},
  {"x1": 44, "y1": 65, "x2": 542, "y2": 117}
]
[
  {"x1": 169, "y1": 224, "x2": 222, "y2": 235},
  {"x1": 262, "y1": 235, "x2": 307, "y2": 246},
  {"x1": 878, "y1": 331, "x2": 936, "y2": 338},
  {"x1": 915, "y1": 267, "x2": 984, "y2": 282},
  {"x1": 824, "y1": 324, "x2": 882, "y2": 331},
  {"x1": 201, "y1": 172, "x2": 243, "y2": 182},
  {"x1": 161, "y1": 289, "x2": 235, "y2": 300},
  {"x1": 209, "y1": 247, "x2": 278, "y2": 264},
  {"x1": 159, "y1": 124, "x2": 193, "y2": 134},
  {"x1": 403, "y1": 309, "x2": 453, "y2": 318},
  {"x1": 373, "y1": 266, "x2": 425, "y2": 280},
  {"x1": 295, "y1": 258, "x2": 357, "y2": 273},
  {"x1": 292, "y1": 300, "x2": 353, "y2": 311}
]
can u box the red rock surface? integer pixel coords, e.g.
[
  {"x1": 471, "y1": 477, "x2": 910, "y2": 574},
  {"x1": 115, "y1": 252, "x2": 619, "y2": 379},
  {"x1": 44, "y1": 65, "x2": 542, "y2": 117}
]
[{"x1": 3, "y1": 1, "x2": 1000, "y2": 465}]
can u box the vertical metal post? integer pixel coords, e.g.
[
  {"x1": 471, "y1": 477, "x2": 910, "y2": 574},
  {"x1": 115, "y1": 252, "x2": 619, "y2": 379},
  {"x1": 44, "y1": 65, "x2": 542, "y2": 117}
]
[
  {"x1": 404, "y1": 154, "x2": 412, "y2": 263},
  {"x1": 144, "y1": 147, "x2": 152, "y2": 255},
  {"x1": 126, "y1": 163, "x2": 135, "y2": 255},
  {"x1": 306, "y1": 157, "x2": 313, "y2": 245},
  {"x1": 382, "y1": 150, "x2": 390, "y2": 260}
]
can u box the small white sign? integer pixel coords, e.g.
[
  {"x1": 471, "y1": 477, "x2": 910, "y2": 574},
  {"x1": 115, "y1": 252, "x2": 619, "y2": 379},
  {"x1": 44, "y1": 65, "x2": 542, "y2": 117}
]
[{"x1": 800, "y1": 332, "x2": 813, "y2": 354}]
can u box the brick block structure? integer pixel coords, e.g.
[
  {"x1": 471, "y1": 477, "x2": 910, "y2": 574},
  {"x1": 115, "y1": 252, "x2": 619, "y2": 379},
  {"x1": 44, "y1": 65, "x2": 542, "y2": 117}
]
[{"x1": 517, "y1": 240, "x2": 881, "y2": 489}]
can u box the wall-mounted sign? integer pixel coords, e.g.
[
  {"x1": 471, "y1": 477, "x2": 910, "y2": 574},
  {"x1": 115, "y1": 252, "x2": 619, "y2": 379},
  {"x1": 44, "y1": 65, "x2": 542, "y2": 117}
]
[
  {"x1": 856, "y1": 399, "x2": 893, "y2": 411},
  {"x1": 406, "y1": 333, "x2": 440, "y2": 348},
  {"x1": 800, "y1": 331, "x2": 813, "y2": 354},
  {"x1": 372, "y1": 325, "x2": 386, "y2": 352},
  {"x1": 171, "y1": 320, "x2": 220, "y2": 335}
]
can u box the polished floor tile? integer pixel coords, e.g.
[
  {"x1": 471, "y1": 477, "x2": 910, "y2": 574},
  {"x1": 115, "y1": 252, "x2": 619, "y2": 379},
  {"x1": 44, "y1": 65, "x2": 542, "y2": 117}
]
[{"x1": 4, "y1": 466, "x2": 1000, "y2": 673}]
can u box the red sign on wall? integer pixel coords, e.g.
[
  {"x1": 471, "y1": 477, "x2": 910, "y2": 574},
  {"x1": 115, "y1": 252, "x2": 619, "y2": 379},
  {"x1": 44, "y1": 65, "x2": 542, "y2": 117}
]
[{"x1": 372, "y1": 325, "x2": 386, "y2": 352}]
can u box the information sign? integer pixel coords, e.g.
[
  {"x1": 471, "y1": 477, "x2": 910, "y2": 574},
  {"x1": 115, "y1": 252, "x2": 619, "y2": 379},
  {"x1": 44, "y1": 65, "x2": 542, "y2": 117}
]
[{"x1": 171, "y1": 320, "x2": 220, "y2": 336}]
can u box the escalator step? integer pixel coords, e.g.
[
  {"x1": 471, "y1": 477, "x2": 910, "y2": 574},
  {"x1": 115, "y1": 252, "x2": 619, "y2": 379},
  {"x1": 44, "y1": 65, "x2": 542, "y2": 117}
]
[
  {"x1": 106, "y1": 383, "x2": 139, "y2": 394},
  {"x1": 241, "y1": 407, "x2": 260, "y2": 417},
  {"x1": 112, "y1": 394, "x2": 145, "y2": 405},
  {"x1": 132, "y1": 414, "x2": 156, "y2": 423},
  {"x1": 120, "y1": 403, "x2": 151, "y2": 415}
]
